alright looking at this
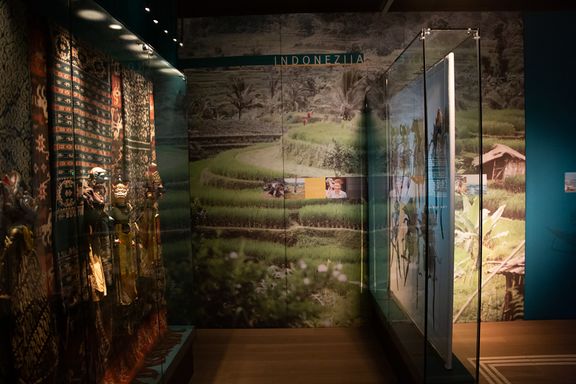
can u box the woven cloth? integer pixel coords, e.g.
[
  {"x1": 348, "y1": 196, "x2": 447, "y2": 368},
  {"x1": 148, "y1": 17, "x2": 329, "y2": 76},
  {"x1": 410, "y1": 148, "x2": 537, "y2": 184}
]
[
  {"x1": 0, "y1": 0, "x2": 32, "y2": 185},
  {"x1": 51, "y1": 26, "x2": 113, "y2": 306}
]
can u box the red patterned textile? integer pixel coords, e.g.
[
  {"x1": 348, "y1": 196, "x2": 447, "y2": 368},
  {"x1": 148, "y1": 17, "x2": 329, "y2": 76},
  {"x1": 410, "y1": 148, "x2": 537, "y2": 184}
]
[{"x1": 30, "y1": 20, "x2": 55, "y2": 296}]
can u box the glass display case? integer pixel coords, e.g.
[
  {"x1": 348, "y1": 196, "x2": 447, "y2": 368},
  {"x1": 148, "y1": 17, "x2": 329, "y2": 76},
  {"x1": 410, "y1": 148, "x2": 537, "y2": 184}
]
[
  {"x1": 0, "y1": 0, "x2": 191, "y2": 382},
  {"x1": 366, "y1": 28, "x2": 482, "y2": 383}
]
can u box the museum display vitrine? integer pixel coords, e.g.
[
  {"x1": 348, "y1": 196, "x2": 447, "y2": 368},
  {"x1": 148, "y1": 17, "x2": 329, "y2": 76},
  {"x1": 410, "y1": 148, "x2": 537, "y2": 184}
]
[
  {"x1": 367, "y1": 28, "x2": 482, "y2": 382},
  {"x1": 0, "y1": 0, "x2": 191, "y2": 382}
]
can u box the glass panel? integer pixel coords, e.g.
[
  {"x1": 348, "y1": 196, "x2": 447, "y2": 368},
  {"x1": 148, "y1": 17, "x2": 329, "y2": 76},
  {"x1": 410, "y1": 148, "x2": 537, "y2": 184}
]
[
  {"x1": 367, "y1": 28, "x2": 481, "y2": 383},
  {"x1": 370, "y1": 32, "x2": 428, "y2": 378},
  {"x1": 0, "y1": 1, "x2": 189, "y2": 382}
]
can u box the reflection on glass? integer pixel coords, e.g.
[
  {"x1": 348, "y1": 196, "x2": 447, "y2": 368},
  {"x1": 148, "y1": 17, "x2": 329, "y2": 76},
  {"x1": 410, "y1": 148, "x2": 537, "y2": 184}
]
[
  {"x1": 367, "y1": 29, "x2": 481, "y2": 382},
  {"x1": 0, "y1": 0, "x2": 189, "y2": 382}
]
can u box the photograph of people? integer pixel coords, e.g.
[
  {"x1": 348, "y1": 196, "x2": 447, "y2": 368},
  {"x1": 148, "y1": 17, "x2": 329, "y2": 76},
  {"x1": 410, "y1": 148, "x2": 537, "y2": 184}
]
[{"x1": 325, "y1": 177, "x2": 348, "y2": 199}]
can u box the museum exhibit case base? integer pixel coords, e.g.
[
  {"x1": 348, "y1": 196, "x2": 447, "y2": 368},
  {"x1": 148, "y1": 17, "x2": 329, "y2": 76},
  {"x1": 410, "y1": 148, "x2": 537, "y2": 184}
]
[
  {"x1": 132, "y1": 326, "x2": 195, "y2": 384},
  {"x1": 366, "y1": 28, "x2": 482, "y2": 383}
]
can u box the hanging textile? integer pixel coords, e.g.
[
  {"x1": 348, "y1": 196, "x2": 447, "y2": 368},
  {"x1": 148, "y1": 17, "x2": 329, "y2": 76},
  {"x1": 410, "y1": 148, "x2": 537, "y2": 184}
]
[
  {"x1": 50, "y1": 26, "x2": 113, "y2": 384},
  {"x1": 30, "y1": 18, "x2": 55, "y2": 296},
  {"x1": 51, "y1": 26, "x2": 113, "y2": 306},
  {"x1": 0, "y1": 0, "x2": 32, "y2": 185},
  {"x1": 111, "y1": 62, "x2": 125, "y2": 183},
  {"x1": 121, "y1": 68, "x2": 152, "y2": 210},
  {"x1": 149, "y1": 86, "x2": 157, "y2": 163},
  {"x1": 0, "y1": 2, "x2": 59, "y2": 382},
  {"x1": 121, "y1": 68, "x2": 152, "y2": 300},
  {"x1": 0, "y1": 172, "x2": 58, "y2": 384}
]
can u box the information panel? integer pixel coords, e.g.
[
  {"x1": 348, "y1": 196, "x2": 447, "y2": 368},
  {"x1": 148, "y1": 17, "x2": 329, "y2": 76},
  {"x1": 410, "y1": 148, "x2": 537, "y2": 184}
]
[{"x1": 388, "y1": 53, "x2": 455, "y2": 368}]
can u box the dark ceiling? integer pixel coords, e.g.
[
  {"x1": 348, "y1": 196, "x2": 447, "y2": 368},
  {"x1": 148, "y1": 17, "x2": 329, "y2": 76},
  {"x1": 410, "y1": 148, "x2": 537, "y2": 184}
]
[{"x1": 177, "y1": 0, "x2": 576, "y2": 17}]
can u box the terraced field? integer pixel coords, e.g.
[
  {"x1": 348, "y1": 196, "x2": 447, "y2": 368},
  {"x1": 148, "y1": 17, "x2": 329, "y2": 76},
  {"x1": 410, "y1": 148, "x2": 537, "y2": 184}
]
[{"x1": 190, "y1": 122, "x2": 367, "y2": 327}]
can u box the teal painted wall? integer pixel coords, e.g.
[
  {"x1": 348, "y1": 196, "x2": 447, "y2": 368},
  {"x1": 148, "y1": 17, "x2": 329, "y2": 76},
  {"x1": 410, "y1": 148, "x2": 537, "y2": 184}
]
[{"x1": 525, "y1": 12, "x2": 576, "y2": 319}]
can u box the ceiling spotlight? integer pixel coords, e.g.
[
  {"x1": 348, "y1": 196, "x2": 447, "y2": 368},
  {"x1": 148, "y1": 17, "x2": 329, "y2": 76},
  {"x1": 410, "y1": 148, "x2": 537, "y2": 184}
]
[
  {"x1": 159, "y1": 68, "x2": 182, "y2": 75},
  {"x1": 144, "y1": 7, "x2": 151, "y2": 12},
  {"x1": 119, "y1": 33, "x2": 139, "y2": 41},
  {"x1": 109, "y1": 24, "x2": 122, "y2": 30},
  {"x1": 172, "y1": 38, "x2": 177, "y2": 42},
  {"x1": 77, "y1": 9, "x2": 107, "y2": 21},
  {"x1": 179, "y1": 42, "x2": 183, "y2": 47},
  {"x1": 164, "y1": 29, "x2": 168, "y2": 34},
  {"x1": 127, "y1": 42, "x2": 145, "y2": 52},
  {"x1": 153, "y1": 19, "x2": 159, "y2": 24}
]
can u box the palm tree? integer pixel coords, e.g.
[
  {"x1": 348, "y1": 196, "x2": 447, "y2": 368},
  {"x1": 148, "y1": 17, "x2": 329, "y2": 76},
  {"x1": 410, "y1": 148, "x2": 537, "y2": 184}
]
[
  {"x1": 265, "y1": 74, "x2": 281, "y2": 116},
  {"x1": 284, "y1": 81, "x2": 306, "y2": 112},
  {"x1": 366, "y1": 71, "x2": 387, "y2": 120},
  {"x1": 333, "y1": 69, "x2": 366, "y2": 121},
  {"x1": 226, "y1": 76, "x2": 261, "y2": 120}
]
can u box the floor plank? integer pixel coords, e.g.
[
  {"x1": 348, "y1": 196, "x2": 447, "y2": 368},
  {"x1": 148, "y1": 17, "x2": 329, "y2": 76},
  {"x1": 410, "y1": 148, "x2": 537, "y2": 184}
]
[
  {"x1": 453, "y1": 320, "x2": 576, "y2": 384},
  {"x1": 191, "y1": 328, "x2": 400, "y2": 384}
]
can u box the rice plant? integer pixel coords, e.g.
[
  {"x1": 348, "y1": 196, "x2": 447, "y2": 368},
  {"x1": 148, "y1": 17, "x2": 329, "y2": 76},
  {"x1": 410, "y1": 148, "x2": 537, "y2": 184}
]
[
  {"x1": 483, "y1": 189, "x2": 525, "y2": 219},
  {"x1": 191, "y1": 185, "x2": 334, "y2": 209},
  {"x1": 287, "y1": 121, "x2": 363, "y2": 148},
  {"x1": 204, "y1": 206, "x2": 286, "y2": 228},
  {"x1": 203, "y1": 238, "x2": 359, "y2": 264},
  {"x1": 208, "y1": 147, "x2": 284, "y2": 181},
  {"x1": 299, "y1": 203, "x2": 363, "y2": 229}
]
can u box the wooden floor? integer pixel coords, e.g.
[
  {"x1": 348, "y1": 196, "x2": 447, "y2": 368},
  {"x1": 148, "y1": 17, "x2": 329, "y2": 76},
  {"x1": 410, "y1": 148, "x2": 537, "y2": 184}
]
[
  {"x1": 453, "y1": 320, "x2": 576, "y2": 384},
  {"x1": 190, "y1": 328, "x2": 400, "y2": 384},
  {"x1": 190, "y1": 321, "x2": 576, "y2": 384}
]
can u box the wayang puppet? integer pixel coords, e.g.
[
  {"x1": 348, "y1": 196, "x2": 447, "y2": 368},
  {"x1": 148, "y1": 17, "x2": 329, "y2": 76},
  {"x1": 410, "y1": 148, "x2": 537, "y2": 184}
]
[
  {"x1": 138, "y1": 163, "x2": 164, "y2": 278},
  {"x1": 134, "y1": 162, "x2": 166, "y2": 310},
  {"x1": 81, "y1": 167, "x2": 112, "y2": 301},
  {"x1": 109, "y1": 178, "x2": 138, "y2": 305},
  {"x1": 77, "y1": 167, "x2": 114, "y2": 381}
]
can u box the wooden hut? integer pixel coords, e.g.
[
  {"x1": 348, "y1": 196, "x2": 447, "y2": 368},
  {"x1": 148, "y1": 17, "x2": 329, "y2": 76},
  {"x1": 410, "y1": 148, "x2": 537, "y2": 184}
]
[{"x1": 473, "y1": 144, "x2": 525, "y2": 180}]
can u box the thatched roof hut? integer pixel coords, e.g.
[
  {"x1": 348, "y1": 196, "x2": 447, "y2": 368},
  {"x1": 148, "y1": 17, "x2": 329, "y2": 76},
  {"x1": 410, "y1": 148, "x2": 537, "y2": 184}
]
[{"x1": 473, "y1": 144, "x2": 525, "y2": 180}]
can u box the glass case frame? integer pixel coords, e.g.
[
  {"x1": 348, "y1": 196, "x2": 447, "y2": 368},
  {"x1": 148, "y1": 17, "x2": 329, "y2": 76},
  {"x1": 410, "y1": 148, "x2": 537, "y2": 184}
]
[{"x1": 367, "y1": 28, "x2": 483, "y2": 383}]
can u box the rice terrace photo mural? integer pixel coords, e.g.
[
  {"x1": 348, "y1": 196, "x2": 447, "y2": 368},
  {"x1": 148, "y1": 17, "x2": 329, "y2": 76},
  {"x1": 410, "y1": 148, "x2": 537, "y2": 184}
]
[{"x1": 180, "y1": 12, "x2": 526, "y2": 327}]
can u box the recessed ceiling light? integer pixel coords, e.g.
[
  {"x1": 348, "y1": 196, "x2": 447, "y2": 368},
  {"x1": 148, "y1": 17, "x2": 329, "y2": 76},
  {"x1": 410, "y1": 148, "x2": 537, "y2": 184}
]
[
  {"x1": 172, "y1": 38, "x2": 177, "y2": 42},
  {"x1": 109, "y1": 24, "x2": 122, "y2": 30},
  {"x1": 77, "y1": 9, "x2": 107, "y2": 21},
  {"x1": 146, "y1": 59, "x2": 165, "y2": 68},
  {"x1": 179, "y1": 42, "x2": 183, "y2": 47},
  {"x1": 127, "y1": 43, "x2": 144, "y2": 52},
  {"x1": 159, "y1": 67, "x2": 182, "y2": 76},
  {"x1": 119, "y1": 34, "x2": 139, "y2": 41},
  {"x1": 153, "y1": 19, "x2": 159, "y2": 24},
  {"x1": 144, "y1": 7, "x2": 151, "y2": 12}
]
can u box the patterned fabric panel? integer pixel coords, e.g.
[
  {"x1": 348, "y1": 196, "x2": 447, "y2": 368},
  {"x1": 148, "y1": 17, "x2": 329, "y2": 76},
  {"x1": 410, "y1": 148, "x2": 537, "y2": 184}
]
[
  {"x1": 2, "y1": 226, "x2": 58, "y2": 383},
  {"x1": 0, "y1": 4, "x2": 59, "y2": 383},
  {"x1": 149, "y1": 85, "x2": 157, "y2": 163},
  {"x1": 51, "y1": 26, "x2": 113, "y2": 306},
  {"x1": 0, "y1": 0, "x2": 32, "y2": 186},
  {"x1": 51, "y1": 27, "x2": 82, "y2": 306},
  {"x1": 121, "y1": 68, "x2": 151, "y2": 212},
  {"x1": 111, "y1": 62, "x2": 124, "y2": 182},
  {"x1": 30, "y1": 20, "x2": 55, "y2": 296}
]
